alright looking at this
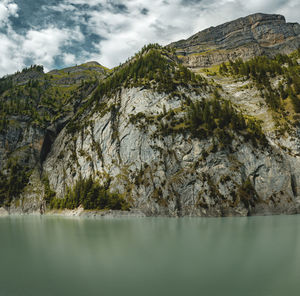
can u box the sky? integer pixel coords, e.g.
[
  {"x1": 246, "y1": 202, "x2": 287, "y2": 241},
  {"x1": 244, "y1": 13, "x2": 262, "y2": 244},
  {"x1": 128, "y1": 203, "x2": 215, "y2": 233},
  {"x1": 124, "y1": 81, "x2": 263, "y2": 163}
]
[{"x1": 0, "y1": 0, "x2": 300, "y2": 77}]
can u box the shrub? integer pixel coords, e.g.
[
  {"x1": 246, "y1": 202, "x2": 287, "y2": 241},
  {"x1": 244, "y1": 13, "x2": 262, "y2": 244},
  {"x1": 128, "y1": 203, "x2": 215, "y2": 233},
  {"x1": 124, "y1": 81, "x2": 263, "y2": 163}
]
[{"x1": 50, "y1": 176, "x2": 130, "y2": 211}]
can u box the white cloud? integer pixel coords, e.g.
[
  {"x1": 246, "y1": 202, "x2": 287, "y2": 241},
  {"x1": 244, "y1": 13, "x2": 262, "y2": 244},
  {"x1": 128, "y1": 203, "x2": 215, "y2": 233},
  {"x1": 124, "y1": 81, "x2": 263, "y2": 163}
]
[
  {"x1": 63, "y1": 53, "x2": 76, "y2": 65},
  {"x1": 0, "y1": 0, "x2": 300, "y2": 76},
  {"x1": 0, "y1": 31, "x2": 24, "y2": 77},
  {"x1": 0, "y1": 25, "x2": 85, "y2": 76},
  {"x1": 0, "y1": 0, "x2": 18, "y2": 27},
  {"x1": 84, "y1": 0, "x2": 197, "y2": 67},
  {"x1": 80, "y1": 0, "x2": 237, "y2": 67},
  {"x1": 23, "y1": 26, "x2": 83, "y2": 65},
  {"x1": 23, "y1": 28, "x2": 70, "y2": 66},
  {"x1": 80, "y1": 0, "x2": 300, "y2": 68}
]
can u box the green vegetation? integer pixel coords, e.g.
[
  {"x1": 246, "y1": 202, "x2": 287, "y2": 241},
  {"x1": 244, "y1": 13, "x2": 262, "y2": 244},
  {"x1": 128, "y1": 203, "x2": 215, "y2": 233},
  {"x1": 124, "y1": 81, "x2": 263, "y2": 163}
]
[
  {"x1": 67, "y1": 43, "x2": 208, "y2": 136},
  {"x1": 0, "y1": 158, "x2": 31, "y2": 207},
  {"x1": 135, "y1": 89, "x2": 267, "y2": 146},
  {"x1": 1, "y1": 44, "x2": 299, "y2": 209},
  {"x1": 92, "y1": 44, "x2": 207, "y2": 104},
  {"x1": 0, "y1": 63, "x2": 101, "y2": 132},
  {"x1": 19, "y1": 65, "x2": 44, "y2": 74},
  {"x1": 42, "y1": 175, "x2": 56, "y2": 205},
  {"x1": 0, "y1": 64, "x2": 102, "y2": 203},
  {"x1": 49, "y1": 176, "x2": 129, "y2": 211},
  {"x1": 219, "y1": 51, "x2": 300, "y2": 112},
  {"x1": 0, "y1": 77, "x2": 13, "y2": 96},
  {"x1": 187, "y1": 96, "x2": 246, "y2": 135},
  {"x1": 0, "y1": 81, "x2": 56, "y2": 129},
  {"x1": 26, "y1": 65, "x2": 43, "y2": 74},
  {"x1": 0, "y1": 61, "x2": 109, "y2": 204},
  {"x1": 185, "y1": 96, "x2": 266, "y2": 145}
]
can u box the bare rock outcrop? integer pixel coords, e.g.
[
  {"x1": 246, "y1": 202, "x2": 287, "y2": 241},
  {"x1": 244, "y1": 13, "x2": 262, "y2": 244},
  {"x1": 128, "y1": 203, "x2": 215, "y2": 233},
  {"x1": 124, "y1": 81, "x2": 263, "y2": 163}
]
[{"x1": 169, "y1": 13, "x2": 300, "y2": 68}]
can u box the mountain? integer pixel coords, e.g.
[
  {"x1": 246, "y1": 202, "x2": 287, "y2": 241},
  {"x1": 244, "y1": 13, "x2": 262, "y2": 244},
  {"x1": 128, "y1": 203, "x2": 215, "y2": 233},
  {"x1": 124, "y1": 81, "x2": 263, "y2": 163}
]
[
  {"x1": 0, "y1": 16, "x2": 300, "y2": 217},
  {"x1": 169, "y1": 13, "x2": 300, "y2": 68}
]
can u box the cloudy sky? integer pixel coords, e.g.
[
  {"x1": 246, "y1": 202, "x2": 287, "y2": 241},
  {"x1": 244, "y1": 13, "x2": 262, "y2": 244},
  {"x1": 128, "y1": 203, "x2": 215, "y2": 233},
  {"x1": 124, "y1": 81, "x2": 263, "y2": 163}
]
[{"x1": 0, "y1": 0, "x2": 299, "y2": 76}]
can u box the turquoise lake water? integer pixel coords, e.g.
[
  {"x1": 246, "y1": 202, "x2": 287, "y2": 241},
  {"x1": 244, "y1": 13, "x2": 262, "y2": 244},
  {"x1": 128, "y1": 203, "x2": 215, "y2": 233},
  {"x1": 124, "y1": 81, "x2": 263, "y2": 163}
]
[{"x1": 0, "y1": 215, "x2": 300, "y2": 296}]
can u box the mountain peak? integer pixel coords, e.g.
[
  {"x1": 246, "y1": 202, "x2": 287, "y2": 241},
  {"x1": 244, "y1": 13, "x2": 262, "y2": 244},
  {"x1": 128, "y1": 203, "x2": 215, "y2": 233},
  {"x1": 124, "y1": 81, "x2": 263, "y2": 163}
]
[
  {"x1": 169, "y1": 13, "x2": 300, "y2": 68},
  {"x1": 226, "y1": 12, "x2": 285, "y2": 25}
]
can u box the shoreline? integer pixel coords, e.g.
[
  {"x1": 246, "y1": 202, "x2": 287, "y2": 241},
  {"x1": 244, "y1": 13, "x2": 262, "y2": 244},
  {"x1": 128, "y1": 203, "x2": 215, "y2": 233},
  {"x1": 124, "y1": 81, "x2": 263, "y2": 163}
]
[
  {"x1": 1, "y1": 205, "x2": 300, "y2": 219},
  {"x1": 0, "y1": 206, "x2": 147, "y2": 218}
]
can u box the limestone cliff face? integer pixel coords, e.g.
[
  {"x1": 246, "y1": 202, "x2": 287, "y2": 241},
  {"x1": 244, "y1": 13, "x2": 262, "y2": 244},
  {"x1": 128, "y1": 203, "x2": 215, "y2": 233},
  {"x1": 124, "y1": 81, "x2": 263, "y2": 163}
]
[
  {"x1": 3, "y1": 74, "x2": 300, "y2": 217},
  {"x1": 170, "y1": 13, "x2": 300, "y2": 68},
  {"x1": 42, "y1": 86, "x2": 300, "y2": 217}
]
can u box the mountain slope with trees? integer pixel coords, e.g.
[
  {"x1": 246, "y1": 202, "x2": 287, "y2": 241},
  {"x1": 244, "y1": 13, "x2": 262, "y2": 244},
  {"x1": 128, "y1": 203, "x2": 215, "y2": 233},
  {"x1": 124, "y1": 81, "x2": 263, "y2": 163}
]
[{"x1": 1, "y1": 15, "x2": 300, "y2": 217}]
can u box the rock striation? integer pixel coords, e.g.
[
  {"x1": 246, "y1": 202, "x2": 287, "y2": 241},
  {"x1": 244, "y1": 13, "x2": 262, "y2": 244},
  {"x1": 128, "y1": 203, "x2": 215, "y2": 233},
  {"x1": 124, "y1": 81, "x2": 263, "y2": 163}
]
[
  {"x1": 42, "y1": 87, "x2": 300, "y2": 217},
  {"x1": 170, "y1": 13, "x2": 300, "y2": 68},
  {"x1": 1, "y1": 14, "x2": 300, "y2": 217}
]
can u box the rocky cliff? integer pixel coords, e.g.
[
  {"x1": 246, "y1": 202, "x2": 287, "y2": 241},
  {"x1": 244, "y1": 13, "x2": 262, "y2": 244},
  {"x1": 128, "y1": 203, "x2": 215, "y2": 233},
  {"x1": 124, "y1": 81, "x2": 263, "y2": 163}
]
[
  {"x1": 42, "y1": 86, "x2": 300, "y2": 217},
  {"x1": 170, "y1": 13, "x2": 300, "y2": 68},
  {"x1": 1, "y1": 16, "x2": 300, "y2": 217}
]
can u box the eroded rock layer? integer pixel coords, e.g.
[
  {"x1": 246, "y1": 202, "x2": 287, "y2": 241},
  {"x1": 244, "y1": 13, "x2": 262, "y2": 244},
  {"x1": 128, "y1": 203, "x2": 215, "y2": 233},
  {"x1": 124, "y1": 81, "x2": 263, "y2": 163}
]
[{"x1": 170, "y1": 13, "x2": 300, "y2": 68}]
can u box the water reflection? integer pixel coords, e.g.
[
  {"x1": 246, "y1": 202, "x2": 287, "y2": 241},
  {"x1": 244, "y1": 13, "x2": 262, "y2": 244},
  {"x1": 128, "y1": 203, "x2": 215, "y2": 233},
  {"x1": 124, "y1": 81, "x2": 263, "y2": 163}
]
[{"x1": 0, "y1": 215, "x2": 299, "y2": 296}]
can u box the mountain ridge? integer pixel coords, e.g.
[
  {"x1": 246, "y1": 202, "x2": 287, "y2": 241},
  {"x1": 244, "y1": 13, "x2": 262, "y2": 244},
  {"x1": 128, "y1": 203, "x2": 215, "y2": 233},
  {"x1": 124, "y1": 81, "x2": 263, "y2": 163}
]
[
  {"x1": 0, "y1": 16, "x2": 300, "y2": 217},
  {"x1": 169, "y1": 13, "x2": 300, "y2": 68}
]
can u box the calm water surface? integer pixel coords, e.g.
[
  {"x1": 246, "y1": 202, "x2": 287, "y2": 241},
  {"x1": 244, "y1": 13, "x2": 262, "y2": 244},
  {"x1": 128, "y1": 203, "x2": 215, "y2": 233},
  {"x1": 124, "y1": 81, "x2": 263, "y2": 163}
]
[{"x1": 0, "y1": 215, "x2": 300, "y2": 296}]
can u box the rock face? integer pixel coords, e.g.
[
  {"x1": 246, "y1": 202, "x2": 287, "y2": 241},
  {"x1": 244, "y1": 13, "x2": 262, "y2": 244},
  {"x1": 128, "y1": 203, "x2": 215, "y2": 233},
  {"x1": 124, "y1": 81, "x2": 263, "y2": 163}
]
[
  {"x1": 170, "y1": 13, "x2": 300, "y2": 68},
  {"x1": 0, "y1": 63, "x2": 109, "y2": 214},
  {"x1": 41, "y1": 85, "x2": 300, "y2": 217},
  {"x1": 1, "y1": 14, "x2": 300, "y2": 217}
]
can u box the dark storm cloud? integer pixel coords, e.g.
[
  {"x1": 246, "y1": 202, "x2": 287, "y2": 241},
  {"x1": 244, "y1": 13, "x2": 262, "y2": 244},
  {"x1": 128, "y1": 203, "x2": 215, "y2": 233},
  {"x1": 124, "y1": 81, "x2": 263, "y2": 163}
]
[{"x1": 0, "y1": 0, "x2": 299, "y2": 76}]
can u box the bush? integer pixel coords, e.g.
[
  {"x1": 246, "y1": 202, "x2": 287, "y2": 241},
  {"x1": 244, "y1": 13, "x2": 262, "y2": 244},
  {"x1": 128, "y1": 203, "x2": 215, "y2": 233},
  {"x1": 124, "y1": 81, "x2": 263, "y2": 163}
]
[{"x1": 50, "y1": 176, "x2": 130, "y2": 211}]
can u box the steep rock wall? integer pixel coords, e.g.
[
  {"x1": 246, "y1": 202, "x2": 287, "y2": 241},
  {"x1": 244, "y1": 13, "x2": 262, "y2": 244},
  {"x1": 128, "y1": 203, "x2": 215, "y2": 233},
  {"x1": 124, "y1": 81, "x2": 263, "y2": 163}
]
[{"x1": 42, "y1": 87, "x2": 300, "y2": 216}]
